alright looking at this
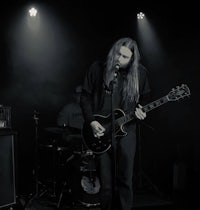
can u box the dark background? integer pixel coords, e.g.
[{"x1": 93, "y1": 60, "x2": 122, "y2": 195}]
[{"x1": 0, "y1": 0, "x2": 199, "y2": 203}]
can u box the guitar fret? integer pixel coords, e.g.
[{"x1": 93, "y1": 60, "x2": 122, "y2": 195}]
[
  {"x1": 117, "y1": 111, "x2": 134, "y2": 125},
  {"x1": 143, "y1": 96, "x2": 168, "y2": 113}
]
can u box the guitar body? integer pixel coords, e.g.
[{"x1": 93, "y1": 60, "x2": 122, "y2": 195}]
[
  {"x1": 82, "y1": 84, "x2": 190, "y2": 154},
  {"x1": 82, "y1": 109, "x2": 127, "y2": 154}
]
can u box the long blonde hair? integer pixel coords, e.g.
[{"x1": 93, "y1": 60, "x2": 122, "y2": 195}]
[{"x1": 104, "y1": 37, "x2": 140, "y2": 105}]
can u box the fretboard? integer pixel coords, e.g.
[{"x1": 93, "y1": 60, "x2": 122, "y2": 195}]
[
  {"x1": 142, "y1": 95, "x2": 169, "y2": 113},
  {"x1": 116, "y1": 95, "x2": 169, "y2": 126}
]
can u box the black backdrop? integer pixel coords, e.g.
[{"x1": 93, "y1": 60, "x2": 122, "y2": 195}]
[{"x1": 0, "y1": 0, "x2": 199, "y2": 201}]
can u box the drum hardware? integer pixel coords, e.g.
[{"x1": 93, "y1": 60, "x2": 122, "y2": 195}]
[
  {"x1": 39, "y1": 144, "x2": 70, "y2": 152},
  {"x1": 39, "y1": 138, "x2": 57, "y2": 198},
  {"x1": 44, "y1": 126, "x2": 81, "y2": 136},
  {"x1": 57, "y1": 146, "x2": 71, "y2": 152},
  {"x1": 39, "y1": 129, "x2": 81, "y2": 208},
  {"x1": 39, "y1": 126, "x2": 101, "y2": 208},
  {"x1": 54, "y1": 151, "x2": 78, "y2": 208},
  {"x1": 38, "y1": 139, "x2": 74, "y2": 208},
  {"x1": 44, "y1": 126, "x2": 83, "y2": 154},
  {"x1": 44, "y1": 126, "x2": 65, "y2": 134},
  {"x1": 73, "y1": 150, "x2": 82, "y2": 155},
  {"x1": 38, "y1": 141, "x2": 73, "y2": 190},
  {"x1": 81, "y1": 173, "x2": 100, "y2": 194},
  {"x1": 56, "y1": 181, "x2": 73, "y2": 209},
  {"x1": 39, "y1": 144, "x2": 54, "y2": 148},
  {"x1": 33, "y1": 110, "x2": 40, "y2": 197},
  {"x1": 56, "y1": 181, "x2": 67, "y2": 209},
  {"x1": 77, "y1": 149, "x2": 101, "y2": 207},
  {"x1": 78, "y1": 199, "x2": 100, "y2": 208},
  {"x1": 65, "y1": 154, "x2": 75, "y2": 163},
  {"x1": 26, "y1": 122, "x2": 83, "y2": 209},
  {"x1": 25, "y1": 111, "x2": 57, "y2": 208},
  {"x1": 74, "y1": 148, "x2": 94, "y2": 158}
]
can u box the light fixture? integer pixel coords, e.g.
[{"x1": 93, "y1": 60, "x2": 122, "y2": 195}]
[
  {"x1": 29, "y1": 7, "x2": 37, "y2": 17},
  {"x1": 137, "y1": 12, "x2": 145, "y2": 20}
]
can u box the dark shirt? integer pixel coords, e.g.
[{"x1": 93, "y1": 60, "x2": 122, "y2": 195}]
[{"x1": 80, "y1": 61, "x2": 151, "y2": 124}]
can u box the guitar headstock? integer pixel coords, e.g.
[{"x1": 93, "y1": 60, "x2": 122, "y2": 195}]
[{"x1": 167, "y1": 84, "x2": 191, "y2": 101}]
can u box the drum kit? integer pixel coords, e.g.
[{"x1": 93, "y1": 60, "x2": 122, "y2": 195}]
[{"x1": 37, "y1": 125, "x2": 101, "y2": 208}]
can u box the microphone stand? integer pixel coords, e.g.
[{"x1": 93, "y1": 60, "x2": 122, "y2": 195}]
[{"x1": 109, "y1": 71, "x2": 118, "y2": 210}]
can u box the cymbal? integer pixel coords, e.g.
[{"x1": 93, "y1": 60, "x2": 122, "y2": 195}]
[
  {"x1": 73, "y1": 149, "x2": 94, "y2": 156},
  {"x1": 57, "y1": 146, "x2": 70, "y2": 151},
  {"x1": 39, "y1": 144, "x2": 54, "y2": 148},
  {"x1": 44, "y1": 127, "x2": 65, "y2": 134},
  {"x1": 39, "y1": 144, "x2": 70, "y2": 151},
  {"x1": 65, "y1": 126, "x2": 81, "y2": 134},
  {"x1": 44, "y1": 126, "x2": 81, "y2": 135},
  {"x1": 67, "y1": 134, "x2": 82, "y2": 139}
]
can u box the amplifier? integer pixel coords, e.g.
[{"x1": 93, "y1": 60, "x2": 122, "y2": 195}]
[
  {"x1": 0, "y1": 131, "x2": 17, "y2": 208},
  {"x1": 0, "y1": 105, "x2": 11, "y2": 129}
]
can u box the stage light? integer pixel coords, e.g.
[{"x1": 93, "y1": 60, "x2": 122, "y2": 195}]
[
  {"x1": 137, "y1": 12, "x2": 145, "y2": 19},
  {"x1": 136, "y1": 10, "x2": 165, "y2": 69},
  {"x1": 29, "y1": 7, "x2": 37, "y2": 17}
]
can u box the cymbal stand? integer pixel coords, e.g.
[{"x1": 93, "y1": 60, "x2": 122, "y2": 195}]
[
  {"x1": 56, "y1": 181, "x2": 68, "y2": 209},
  {"x1": 25, "y1": 110, "x2": 44, "y2": 207},
  {"x1": 56, "y1": 148, "x2": 75, "y2": 209},
  {"x1": 50, "y1": 138, "x2": 57, "y2": 198},
  {"x1": 38, "y1": 137, "x2": 58, "y2": 200},
  {"x1": 32, "y1": 110, "x2": 50, "y2": 198},
  {"x1": 33, "y1": 110, "x2": 40, "y2": 197}
]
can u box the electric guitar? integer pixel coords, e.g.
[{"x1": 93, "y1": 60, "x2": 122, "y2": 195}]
[{"x1": 82, "y1": 84, "x2": 191, "y2": 154}]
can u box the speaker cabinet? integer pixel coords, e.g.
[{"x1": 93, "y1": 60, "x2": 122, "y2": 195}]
[{"x1": 0, "y1": 131, "x2": 16, "y2": 208}]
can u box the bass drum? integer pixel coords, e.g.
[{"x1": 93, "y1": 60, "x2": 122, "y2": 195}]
[
  {"x1": 79, "y1": 171, "x2": 101, "y2": 207},
  {"x1": 69, "y1": 149, "x2": 101, "y2": 207}
]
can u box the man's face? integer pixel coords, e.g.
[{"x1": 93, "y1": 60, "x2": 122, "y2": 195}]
[{"x1": 115, "y1": 46, "x2": 133, "y2": 69}]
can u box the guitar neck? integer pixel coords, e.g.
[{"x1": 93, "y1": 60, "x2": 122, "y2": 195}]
[
  {"x1": 117, "y1": 95, "x2": 169, "y2": 125},
  {"x1": 142, "y1": 95, "x2": 169, "y2": 113}
]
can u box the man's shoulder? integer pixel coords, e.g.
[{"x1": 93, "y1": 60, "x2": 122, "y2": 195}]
[
  {"x1": 139, "y1": 63, "x2": 149, "y2": 75},
  {"x1": 88, "y1": 60, "x2": 104, "y2": 77},
  {"x1": 139, "y1": 63, "x2": 147, "y2": 71},
  {"x1": 90, "y1": 60, "x2": 104, "y2": 69}
]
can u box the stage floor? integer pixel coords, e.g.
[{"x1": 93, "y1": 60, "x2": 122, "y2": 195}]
[{"x1": 11, "y1": 190, "x2": 198, "y2": 210}]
